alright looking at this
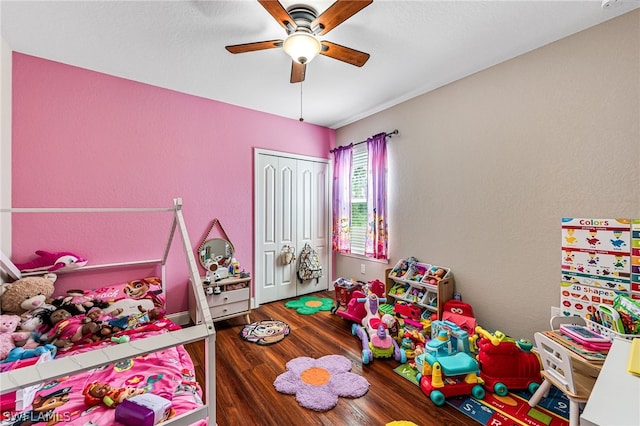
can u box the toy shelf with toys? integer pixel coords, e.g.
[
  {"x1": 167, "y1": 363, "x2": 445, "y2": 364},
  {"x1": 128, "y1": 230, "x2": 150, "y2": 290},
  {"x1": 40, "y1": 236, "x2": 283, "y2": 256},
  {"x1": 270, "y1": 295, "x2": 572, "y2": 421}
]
[{"x1": 385, "y1": 258, "x2": 455, "y2": 320}]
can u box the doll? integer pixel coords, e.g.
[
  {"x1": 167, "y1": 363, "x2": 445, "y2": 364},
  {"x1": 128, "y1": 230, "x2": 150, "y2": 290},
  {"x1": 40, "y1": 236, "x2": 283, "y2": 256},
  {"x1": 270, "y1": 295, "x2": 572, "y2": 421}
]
[
  {"x1": 60, "y1": 289, "x2": 95, "y2": 313},
  {"x1": 42, "y1": 308, "x2": 99, "y2": 349},
  {"x1": 85, "y1": 307, "x2": 125, "y2": 342}
]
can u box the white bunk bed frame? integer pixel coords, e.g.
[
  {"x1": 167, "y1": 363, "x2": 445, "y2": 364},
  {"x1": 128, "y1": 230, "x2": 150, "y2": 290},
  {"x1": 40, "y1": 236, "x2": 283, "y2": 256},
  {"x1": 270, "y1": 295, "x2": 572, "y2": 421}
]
[{"x1": 0, "y1": 198, "x2": 216, "y2": 425}]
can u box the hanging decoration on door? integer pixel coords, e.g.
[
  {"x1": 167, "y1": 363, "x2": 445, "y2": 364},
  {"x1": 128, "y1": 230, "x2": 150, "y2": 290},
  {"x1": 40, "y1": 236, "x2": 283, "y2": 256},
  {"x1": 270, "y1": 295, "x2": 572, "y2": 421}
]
[{"x1": 281, "y1": 245, "x2": 296, "y2": 265}]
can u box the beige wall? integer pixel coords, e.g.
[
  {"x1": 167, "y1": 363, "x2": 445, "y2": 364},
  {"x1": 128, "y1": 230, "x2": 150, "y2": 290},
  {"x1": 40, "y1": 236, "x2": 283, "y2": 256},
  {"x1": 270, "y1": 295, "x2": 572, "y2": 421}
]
[{"x1": 335, "y1": 10, "x2": 640, "y2": 341}]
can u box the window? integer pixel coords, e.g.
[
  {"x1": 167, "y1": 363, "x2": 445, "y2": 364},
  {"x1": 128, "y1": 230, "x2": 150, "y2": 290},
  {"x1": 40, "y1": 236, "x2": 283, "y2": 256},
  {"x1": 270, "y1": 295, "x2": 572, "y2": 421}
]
[
  {"x1": 332, "y1": 132, "x2": 388, "y2": 260},
  {"x1": 350, "y1": 144, "x2": 368, "y2": 255}
]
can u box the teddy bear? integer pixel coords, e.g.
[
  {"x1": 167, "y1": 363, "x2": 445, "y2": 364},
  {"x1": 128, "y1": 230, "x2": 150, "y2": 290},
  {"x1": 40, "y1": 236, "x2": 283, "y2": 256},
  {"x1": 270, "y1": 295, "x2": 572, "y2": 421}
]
[
  {"x1": 0, "y1": 314, "x2": 31, "y2": 361},
  {"x1": 0, "y1": 273, "x2": 57, "y2": 317}
]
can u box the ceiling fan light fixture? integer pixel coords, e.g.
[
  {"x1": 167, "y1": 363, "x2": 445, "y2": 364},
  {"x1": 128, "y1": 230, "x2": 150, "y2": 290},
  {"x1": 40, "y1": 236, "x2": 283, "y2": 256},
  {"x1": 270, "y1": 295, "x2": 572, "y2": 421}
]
[{"x1": 283, "y1": 32, "x2": 321, "y2": 64}]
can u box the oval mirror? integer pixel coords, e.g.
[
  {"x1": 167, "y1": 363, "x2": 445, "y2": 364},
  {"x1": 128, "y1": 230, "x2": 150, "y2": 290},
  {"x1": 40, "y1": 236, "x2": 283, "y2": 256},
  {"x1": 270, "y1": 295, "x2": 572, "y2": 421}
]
[{"x1": 199, "y1": 238, "x2": 234, "y2": 269}]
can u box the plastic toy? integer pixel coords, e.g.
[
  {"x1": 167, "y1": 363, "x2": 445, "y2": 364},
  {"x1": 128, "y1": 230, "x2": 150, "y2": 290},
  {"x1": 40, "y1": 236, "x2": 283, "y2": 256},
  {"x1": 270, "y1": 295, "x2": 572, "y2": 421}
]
[
  {"x1": 115, "y1": 393, "x2": 172, "y2": 426},
  {"x1": 598, "y1": 304, "x2": 624, "y2": 333},
  {"x1": 475, "y1": 326, "x2": 542, "y2": 396},
  {"x1": 407, "y1": 264, "x2": 428, "y2": 282},
  {"x1": 83, "y1": 381, "x2": 146, "y2": 408},
  {"x1": 441, "y1": 299, "x2": 477, "y2": 335},
  {"x1": 351, "y1": 291, "x2": 406, "y2": 365},
  {"x1": 423, "y1": 266, "x2": 449, "y2": 285},
  {"x1": 400, "y1": 328, "x2": 427, "y2": 359},
  {"x1": 14, "y1": 250, "x2": 87, "y2": 273},
  {"x1": 559, "y1": 324, "x2": 611, "y2": 350},
  {"x1": 331, "y1": 277, "x2": 363, "y2": 315},
  {"x1": 390, "y1": 257, "x2": 418, "y2": 279},
  {"x1": 335, "y1": 279, "x2": 385, "y2": 323},
  {"x1": 415, "y1": 320, "x2": 484, "y2": 406}
]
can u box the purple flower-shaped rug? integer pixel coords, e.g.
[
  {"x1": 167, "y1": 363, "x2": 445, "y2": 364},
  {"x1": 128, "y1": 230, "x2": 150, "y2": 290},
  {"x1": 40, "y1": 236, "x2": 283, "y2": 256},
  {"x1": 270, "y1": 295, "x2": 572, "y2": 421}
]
[{"x1": 273, "y1": 354, "x2": 370, "y2": 411}]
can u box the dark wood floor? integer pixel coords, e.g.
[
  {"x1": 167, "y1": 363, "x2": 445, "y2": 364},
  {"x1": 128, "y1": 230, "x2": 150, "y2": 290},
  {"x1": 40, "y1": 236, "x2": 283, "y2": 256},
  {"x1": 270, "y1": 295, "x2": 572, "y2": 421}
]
[{"x1": 186, "y1": 290, "x2": 476, "y2": 426}]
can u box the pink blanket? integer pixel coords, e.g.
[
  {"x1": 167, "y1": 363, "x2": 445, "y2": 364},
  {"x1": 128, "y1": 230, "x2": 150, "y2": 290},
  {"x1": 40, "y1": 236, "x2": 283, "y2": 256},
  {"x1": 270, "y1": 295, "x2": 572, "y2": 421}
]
[{"x1": 2, "y1": 321, "x2": 208, "y2": 426}]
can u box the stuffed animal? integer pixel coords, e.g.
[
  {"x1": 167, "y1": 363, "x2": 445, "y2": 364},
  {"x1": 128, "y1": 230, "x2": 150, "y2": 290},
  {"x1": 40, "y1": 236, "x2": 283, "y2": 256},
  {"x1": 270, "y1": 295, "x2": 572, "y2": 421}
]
[
  {"x1": 83, "y1": 381, "x2": 145, "y2": 408},
  {"x1": 41, "y1": 308, "x2": 100, "y2": 349},
  {"x1": 0, "y1": 273, "x2": 57, "y2": 317},
  {"x1": 0, "y1": 314, "x2": 30, "y2": 361},
  {"x1": 14, "y1": 250, "x2": 87, "y2": 273}
]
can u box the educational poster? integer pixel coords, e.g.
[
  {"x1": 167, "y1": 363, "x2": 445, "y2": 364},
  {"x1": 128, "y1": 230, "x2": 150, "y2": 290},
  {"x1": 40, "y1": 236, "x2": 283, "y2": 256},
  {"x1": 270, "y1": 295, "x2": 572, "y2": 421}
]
[
  {"x1": 632, "y1": 219, "x2": 640, "y2": 298},
  {"x1": 559, "y1": 282, "x2": 619, "y2": 317},
  {"x1": 561, "y1": 218, "x2": 631, "y2": 317}
]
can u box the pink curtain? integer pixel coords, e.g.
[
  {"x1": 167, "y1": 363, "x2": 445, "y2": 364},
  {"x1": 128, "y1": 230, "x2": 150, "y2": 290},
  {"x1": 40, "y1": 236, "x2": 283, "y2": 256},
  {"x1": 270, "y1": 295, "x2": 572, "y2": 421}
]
[
  {"x1": 365, "y1": 133, "x2": 388, "y2": 259},
  {"x1": 332, "y1": 144, "x2": 352, "y2": 253}
]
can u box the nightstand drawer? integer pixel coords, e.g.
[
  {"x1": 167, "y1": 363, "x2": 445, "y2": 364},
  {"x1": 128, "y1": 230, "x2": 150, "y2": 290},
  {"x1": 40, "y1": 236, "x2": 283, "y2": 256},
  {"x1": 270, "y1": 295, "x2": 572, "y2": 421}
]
[
  {"x1": 207, "y1": 288, "x2": 250, "y2": 307},
  {"x1": 210, "y1": 300, "x2": 249, "y2": 318}
]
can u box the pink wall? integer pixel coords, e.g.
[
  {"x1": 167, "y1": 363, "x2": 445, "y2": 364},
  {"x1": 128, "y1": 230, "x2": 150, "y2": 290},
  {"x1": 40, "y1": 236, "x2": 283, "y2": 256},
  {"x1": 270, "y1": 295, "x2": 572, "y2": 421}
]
[{"x1": 11, "y1": 52, "x2": 335, "y2": 314}]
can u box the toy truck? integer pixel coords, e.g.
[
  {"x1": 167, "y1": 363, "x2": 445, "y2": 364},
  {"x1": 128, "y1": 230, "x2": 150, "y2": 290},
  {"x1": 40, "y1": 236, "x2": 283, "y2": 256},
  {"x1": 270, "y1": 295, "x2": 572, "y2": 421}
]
[{"x1": 416, "y1": 320, "x2": 485, "y2": 406}]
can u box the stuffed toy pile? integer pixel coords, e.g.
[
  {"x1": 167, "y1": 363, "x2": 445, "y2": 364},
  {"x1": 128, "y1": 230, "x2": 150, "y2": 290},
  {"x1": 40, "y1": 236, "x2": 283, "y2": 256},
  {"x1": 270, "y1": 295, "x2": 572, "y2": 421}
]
[{"x1": 0, "y1": 273, "x2": 59, "y2": 362}]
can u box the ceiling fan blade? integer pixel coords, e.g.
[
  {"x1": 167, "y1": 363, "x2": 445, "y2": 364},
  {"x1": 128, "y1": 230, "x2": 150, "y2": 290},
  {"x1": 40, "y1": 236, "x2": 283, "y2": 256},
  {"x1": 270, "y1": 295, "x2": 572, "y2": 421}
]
[
  {"x1": 311, "y1": 0, "x2": 373, "y2": 36},
  {"x1": 225, "y1": 40, "x2": 283, "y2": 54},
  {"x1": 258, "y1": 0, "x2": 297, "y2": 32},
  {"x1": 290, "y1": 61, "x2": 306, "y2": 83},
  {"x1": 320, "y1": 41, "x2": 370, "y2": 67}
]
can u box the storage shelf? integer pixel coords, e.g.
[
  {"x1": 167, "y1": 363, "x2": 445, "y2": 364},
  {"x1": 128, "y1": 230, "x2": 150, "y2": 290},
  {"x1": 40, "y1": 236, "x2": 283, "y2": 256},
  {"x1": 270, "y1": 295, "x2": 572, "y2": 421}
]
[{"x1": 385, "y1": 260, "x2": 455, "y2": 320}]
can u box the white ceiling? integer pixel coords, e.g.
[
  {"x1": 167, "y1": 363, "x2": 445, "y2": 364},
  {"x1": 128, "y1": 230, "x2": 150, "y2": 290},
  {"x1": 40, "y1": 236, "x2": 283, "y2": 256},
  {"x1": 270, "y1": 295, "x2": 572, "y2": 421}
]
[{"x1": 2, "y1": 0, "x2": 638, "y2": 128}]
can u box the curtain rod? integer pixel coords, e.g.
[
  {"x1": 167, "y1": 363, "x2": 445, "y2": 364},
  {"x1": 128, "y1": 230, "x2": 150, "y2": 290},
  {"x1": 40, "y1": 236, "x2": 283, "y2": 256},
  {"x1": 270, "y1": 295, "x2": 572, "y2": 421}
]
[{"x1": 330, "y1": 129, "x2": 398, "y2": 153}]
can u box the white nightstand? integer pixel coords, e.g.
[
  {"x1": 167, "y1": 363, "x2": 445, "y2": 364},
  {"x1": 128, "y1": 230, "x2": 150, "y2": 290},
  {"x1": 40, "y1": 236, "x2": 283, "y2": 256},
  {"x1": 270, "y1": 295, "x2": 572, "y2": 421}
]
[{"x1": 188, "y1": 275, "x2": 251, "y2": 324}]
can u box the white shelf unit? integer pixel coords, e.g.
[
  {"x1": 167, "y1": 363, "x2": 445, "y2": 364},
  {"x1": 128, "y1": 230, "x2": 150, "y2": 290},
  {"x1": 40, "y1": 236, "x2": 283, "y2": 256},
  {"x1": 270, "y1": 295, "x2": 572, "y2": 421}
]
[{"x1": 385, "y1": 261, "x2": 455, "y2": 320}]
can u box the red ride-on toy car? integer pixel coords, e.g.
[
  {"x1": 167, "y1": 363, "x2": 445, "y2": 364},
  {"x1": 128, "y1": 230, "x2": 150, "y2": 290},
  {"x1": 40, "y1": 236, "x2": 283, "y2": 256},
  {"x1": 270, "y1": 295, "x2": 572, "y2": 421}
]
[{"x1": 475, "y1": 326, "x2": 542, "y2": 396}]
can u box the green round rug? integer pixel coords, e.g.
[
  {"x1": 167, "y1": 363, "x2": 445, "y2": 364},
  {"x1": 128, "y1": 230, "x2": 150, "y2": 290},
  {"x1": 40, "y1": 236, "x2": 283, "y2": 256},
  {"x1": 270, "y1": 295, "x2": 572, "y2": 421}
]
[{"x1": 284, "y1": 295, "x2": 334, "y2": 315}]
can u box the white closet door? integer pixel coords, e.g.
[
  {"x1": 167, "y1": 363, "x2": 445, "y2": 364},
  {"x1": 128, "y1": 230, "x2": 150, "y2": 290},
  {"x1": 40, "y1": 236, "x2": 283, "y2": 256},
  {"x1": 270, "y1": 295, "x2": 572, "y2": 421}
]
[
  {"x1": 256, "y1": 154, "x2": 298, "y2": 304},
  {"x1": 255, "y1": 151, "x2": 330, "y2": 305},
  {"x1": 296, "y1": 160, "x2": 330, "y2": 296}
]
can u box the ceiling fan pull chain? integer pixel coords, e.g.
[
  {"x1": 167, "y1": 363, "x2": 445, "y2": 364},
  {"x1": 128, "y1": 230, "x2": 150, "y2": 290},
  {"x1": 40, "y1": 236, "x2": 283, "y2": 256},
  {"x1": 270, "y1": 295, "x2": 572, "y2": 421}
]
[{"x1": 299, "y1": 82, "x2": 304, "y2": 122}]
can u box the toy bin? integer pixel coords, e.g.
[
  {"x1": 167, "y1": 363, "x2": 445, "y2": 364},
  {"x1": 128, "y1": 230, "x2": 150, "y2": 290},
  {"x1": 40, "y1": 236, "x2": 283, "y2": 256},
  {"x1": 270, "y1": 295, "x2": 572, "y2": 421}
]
[
  {"x1": 421, "y1": 265, "x2": 451, "y2": 285},
  {"x1": 389, "y1": 259, "x2": 414, "y2": 280},
  {"x1": 405, "y1": 262, "x2": 431, "y2": 282},
  {"x1": 332, "y1": 277, "x2": 363, "y2": 314},
  {"x1": 389, "y1": 282, "x2": 410, "y2": 298},
  {"x1": 586, "y1": 319, "x2": 637, "y2": 341}
]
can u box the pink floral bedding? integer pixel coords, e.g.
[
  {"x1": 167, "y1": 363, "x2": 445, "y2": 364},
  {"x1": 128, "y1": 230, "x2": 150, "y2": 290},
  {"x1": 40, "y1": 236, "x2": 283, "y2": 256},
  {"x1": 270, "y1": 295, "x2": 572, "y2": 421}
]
[
  {"x1": 2, "y1": 321, "x2": 207, "y2": 426},
  {"x1": 1, "y1": 277, "x2": 208, "y2": 426}
]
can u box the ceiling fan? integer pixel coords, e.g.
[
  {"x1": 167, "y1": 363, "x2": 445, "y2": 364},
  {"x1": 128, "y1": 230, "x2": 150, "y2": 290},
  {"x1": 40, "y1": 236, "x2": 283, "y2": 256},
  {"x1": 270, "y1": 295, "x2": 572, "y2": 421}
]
[{"x1": 225, "y1": 0, "x2": 372, "y2": 83}]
